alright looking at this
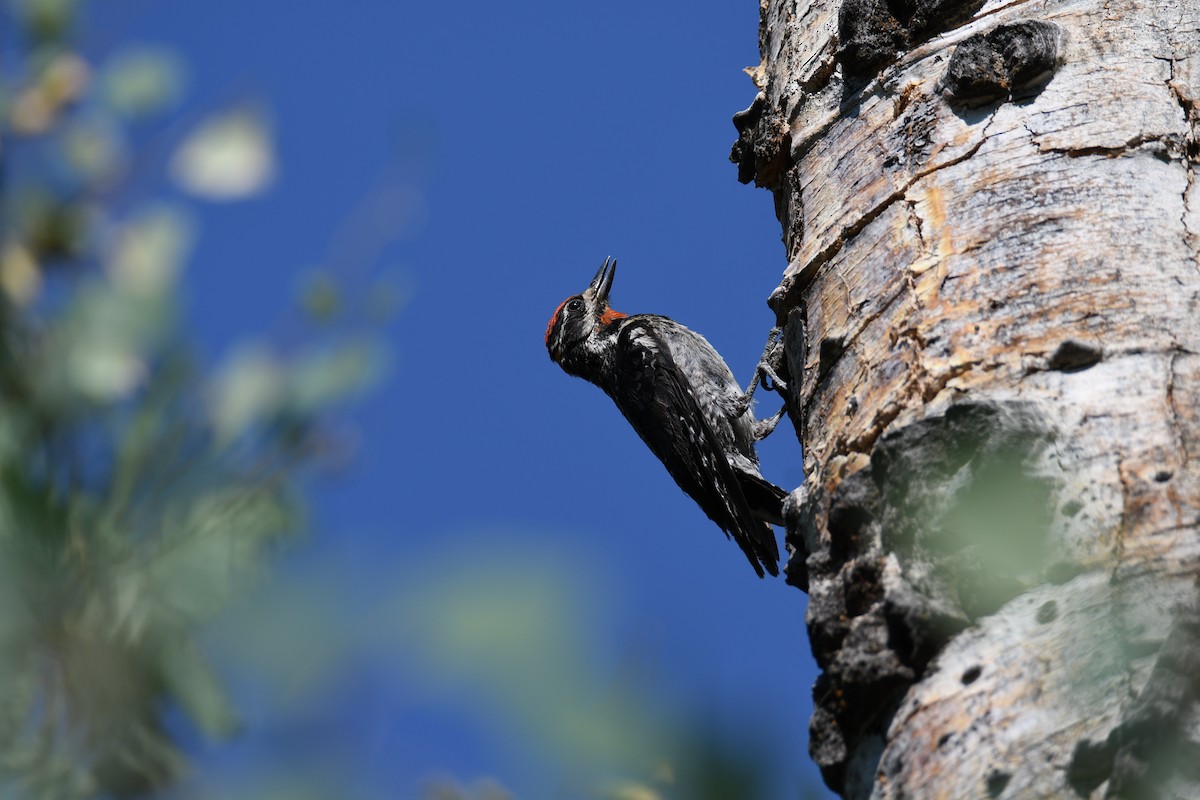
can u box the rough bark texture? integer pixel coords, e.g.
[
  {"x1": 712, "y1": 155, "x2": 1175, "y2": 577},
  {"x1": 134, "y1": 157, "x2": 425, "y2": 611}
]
[{"x1": 732, "y1": 0, "x2": 1200, "y2": 797}]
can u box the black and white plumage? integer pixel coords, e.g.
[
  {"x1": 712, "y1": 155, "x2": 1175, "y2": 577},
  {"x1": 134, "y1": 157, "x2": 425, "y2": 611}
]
[{"x1": 545, "y1": 258, "x2": 784, "y2": 577}]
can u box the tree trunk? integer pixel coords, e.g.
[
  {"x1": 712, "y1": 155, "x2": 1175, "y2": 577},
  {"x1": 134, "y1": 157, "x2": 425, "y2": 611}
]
[{"x1": 732, "y1": 0, "x2": 1200, "y2": 797}]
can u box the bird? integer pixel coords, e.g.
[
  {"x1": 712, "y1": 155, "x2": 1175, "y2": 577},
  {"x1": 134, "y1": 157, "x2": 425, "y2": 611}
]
[{"x1": 545, "y1": 257, "x2": 786, "y2": 577}]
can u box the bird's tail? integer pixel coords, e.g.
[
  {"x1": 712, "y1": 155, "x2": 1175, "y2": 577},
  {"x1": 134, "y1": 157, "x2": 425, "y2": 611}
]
[
  {"x1": 732, "y1": 471, "x2": 785, "y2": 577},
  {"x1": 738, "y1": 471, "x2": 787, "y2": 527}
]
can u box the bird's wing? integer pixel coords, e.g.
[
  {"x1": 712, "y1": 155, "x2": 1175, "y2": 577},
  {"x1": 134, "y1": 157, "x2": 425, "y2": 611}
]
[{"x1": 612, "y1": 319, "x2": 778, "y2": 577}]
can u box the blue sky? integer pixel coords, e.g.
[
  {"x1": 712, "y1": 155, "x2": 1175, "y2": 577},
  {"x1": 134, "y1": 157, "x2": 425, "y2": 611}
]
[{"x1": 108, "y1": 1, "x2": 826, "y2": 797}]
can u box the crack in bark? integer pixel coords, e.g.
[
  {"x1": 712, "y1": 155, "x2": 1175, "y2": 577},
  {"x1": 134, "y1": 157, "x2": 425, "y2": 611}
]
[
  {"x1": 1163, "y1": 53, "x2": 1200, "y2": 281},
  {"x1": 1099, "y1": 450, "x2": 1147, "y2": 777},
  {"x1": 844, "y1": 394, "x2": 906, "y2": 453},
  {"x1": 788, "y1": 117, "x2": 995, "y2": 304},
  {"x1": 900, "y1": 194, "x2": 936, "y2": 319},
  {"x1": 1029, "y1": 132, "x2": 1175, "y2": 159},
  {"x1": 884, "y1": 198, "x2": 938, "y2": 454},
  {"x1": 1107, "y1": 343, "x2": 1200, "y2": 359},
  {"x1": 1166, "y1": 351, "x2": 1189, "y2": 468},
  {"x1": 1182, "y1": 163, "x2": 1197, "y2": 278},
  {"x1": 798, "y1": 42, "x2": 840, "y2": 94},
  {"x1": 1110, "y1": 454, "x2": 1133, "y2": 604},
  {"x1": 1108, "y1": 453, "x2": 1137, "y2": 712},
  {"x1": 904, "y1": 197, "x2": 927, "y2": 251},
  {"x1": 840, "y1": 184, "x2": 960, "y2": 454}
]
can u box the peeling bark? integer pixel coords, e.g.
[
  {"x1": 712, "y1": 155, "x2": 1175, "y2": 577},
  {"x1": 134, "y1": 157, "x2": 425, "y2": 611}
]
[{"x1": 735, "y1": 0, "x2": 1200, "y2": 796}]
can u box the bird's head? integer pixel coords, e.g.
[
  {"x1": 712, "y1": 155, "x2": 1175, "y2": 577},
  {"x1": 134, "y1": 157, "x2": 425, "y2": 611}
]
[{"x1": 545, "y1": 257, "x2": 627, "y2": 371}]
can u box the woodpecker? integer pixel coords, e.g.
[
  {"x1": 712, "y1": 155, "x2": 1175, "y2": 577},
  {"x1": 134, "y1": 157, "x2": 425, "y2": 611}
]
[{"x1": 545, "y1": 258, "x2": 786, "y2": 578}]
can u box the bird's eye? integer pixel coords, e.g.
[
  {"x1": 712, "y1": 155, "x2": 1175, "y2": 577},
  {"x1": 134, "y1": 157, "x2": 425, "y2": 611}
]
[{"x1": 567, "y1": 299, "x2": 584, "y2": 312}]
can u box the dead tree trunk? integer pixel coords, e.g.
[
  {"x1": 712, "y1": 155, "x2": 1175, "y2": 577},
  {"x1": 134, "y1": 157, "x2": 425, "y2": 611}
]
[{"x1": 732, "y1": 0, "x2": 1200, "y2": 797}]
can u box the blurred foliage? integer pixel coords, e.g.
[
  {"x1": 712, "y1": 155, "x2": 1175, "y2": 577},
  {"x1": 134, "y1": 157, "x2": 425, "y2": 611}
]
[
  {"x1": 0, "y1": 4, "x2": 812, "y2": 800},
  {"x1": 199, "y1": 543, "x2": 787, "y2": 800},
  {"x1": 380, "y1": 547, "x2": 782, "y2": 800},
  {"x1": 421, "y1": 776, "x2": 514, "y2": 800},
  {"x1": 0, "y1": 1, "x2": 380, "y2": 796}
]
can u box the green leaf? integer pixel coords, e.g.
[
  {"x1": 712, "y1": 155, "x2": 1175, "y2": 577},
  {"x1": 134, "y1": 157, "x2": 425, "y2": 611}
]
[
  {"x1": 66, "y1": 330, "x2": 146, "y2": 401},
  {"x1": 101, "y1": 46, "x2": 184, "y2": 119},
  {"x1": 365, "y1": 271, "x2": 413, "y2": 323},
  {"x1": 0, "y1": 242, "x2": 41, "y2": 307},
  {"x1": 62, "y1": 115, "x2": 126, "y2": 184},
  {"x1": 297, "y1": 270, "x2": 341, "y2": 323},
  {"x1": 159, "y1": 638, "x2": 239, "y2": 738},
  {"x1": 10, "y1": 0, "x2": 77, "y2": 42},
  {"x1": 287, "y1": 341, "x2": 383, "y2": 413},
  {"x1": 209, "y1": 345, "x2": 286, "y2": 444},
  {"x1": 106, "y1": 204, "x2": 194, "y2": 297},
  {"x1": 170, "y1": 108, "x2": 276, "y2": 200},
  {"x1": 111, "y1": 569, "x2": 149, "y2": 642}
]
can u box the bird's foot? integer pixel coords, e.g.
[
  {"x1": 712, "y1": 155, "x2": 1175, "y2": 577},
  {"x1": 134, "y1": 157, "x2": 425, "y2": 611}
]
[{"x1": 753, "y1": 405, "x2": 787, "y2": 441}]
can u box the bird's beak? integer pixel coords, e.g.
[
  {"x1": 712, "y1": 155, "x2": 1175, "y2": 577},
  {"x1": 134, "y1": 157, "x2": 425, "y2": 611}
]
[{"x1": 588, "y1": 257, "x2": 617, "y2": 305}]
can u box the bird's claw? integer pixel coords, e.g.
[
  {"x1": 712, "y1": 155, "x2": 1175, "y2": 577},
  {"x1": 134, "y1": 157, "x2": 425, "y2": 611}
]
[
  {"x1": 753, "y1": 405, "x2": 786, "y2": 441},
  {"x1": 740, "y1": 327, "x2": 790, "y2": 441},
  {"x1": 745, "y1": 327, "x2": 788, "y2": 399}
]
